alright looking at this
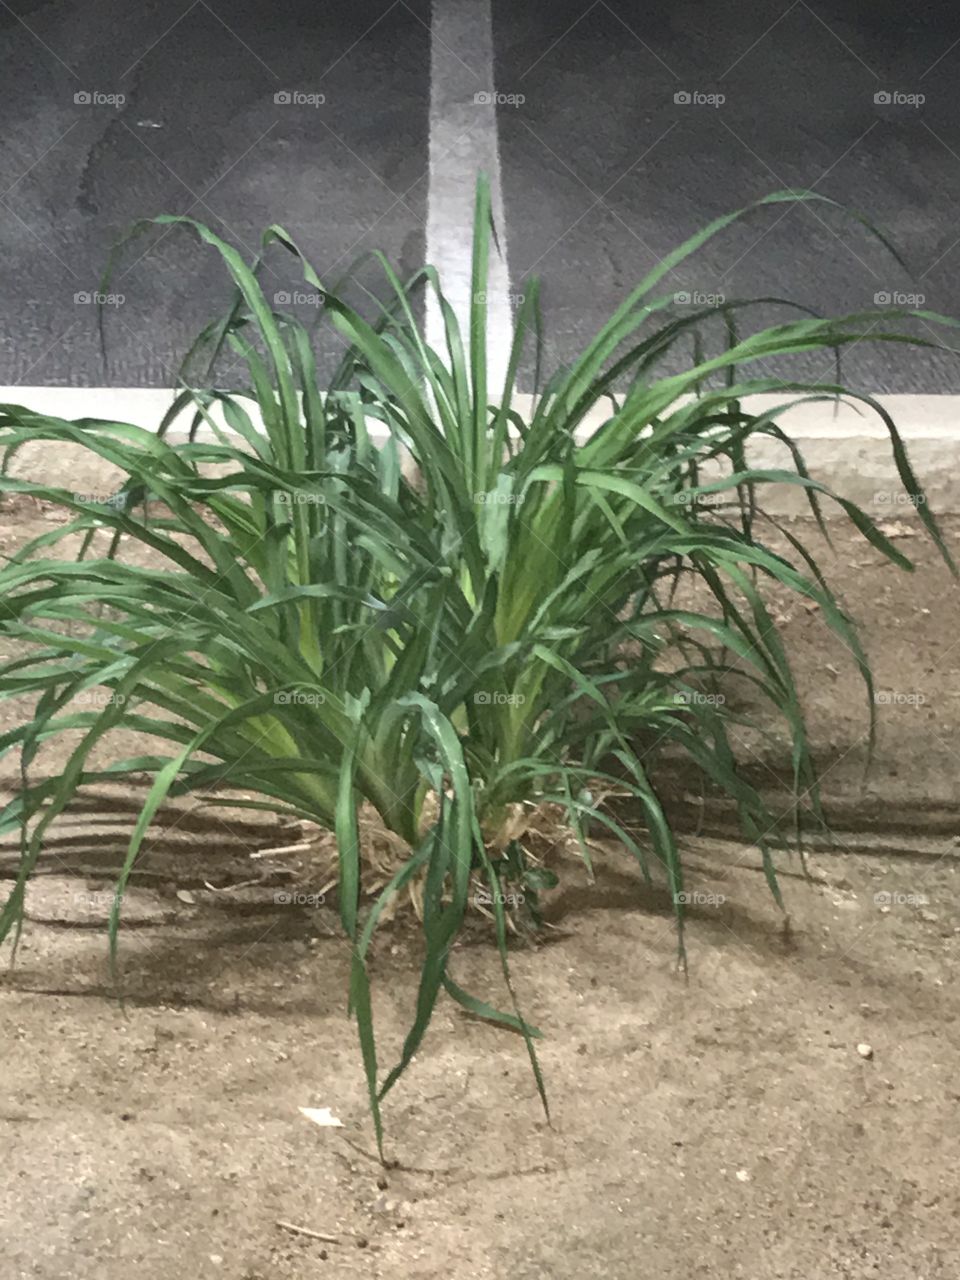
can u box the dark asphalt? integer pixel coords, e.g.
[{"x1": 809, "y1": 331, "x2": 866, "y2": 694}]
[
  {"x1": 496, "y1": 0, "x2": 960, "y2": 391},
  {"x1": 3, "y1": 2, "x2": 960, "y2": 391},
  {"x1": 0, "y1": 0, "x2": 430, "y2": 385}
]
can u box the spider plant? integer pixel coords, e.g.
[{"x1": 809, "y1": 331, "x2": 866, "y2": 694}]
[{"x1": 0, "y1": 178, "x2": 952, "y2": 1157}]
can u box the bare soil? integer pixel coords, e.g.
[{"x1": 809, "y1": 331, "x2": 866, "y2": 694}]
[{"x1": 2, "y1": 503, "x2": 960, "y2": 1279}]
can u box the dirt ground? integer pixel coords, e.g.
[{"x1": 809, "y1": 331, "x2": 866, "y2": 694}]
[{"x1": 2, "y1": 502, "x2": 960, "y2": 1279}]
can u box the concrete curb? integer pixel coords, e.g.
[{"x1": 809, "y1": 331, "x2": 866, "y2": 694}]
[{"x1": 1, "y1": 387, "x2": 957, "y2": 516}]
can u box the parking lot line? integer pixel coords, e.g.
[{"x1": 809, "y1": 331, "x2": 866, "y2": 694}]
[{"x1": 425, "y1": 0, "x2": 514, "y2": 392}]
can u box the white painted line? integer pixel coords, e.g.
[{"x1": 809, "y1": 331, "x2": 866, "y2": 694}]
[{"x1": 425, "y1": 0, "x2": 514, "y2": 394}]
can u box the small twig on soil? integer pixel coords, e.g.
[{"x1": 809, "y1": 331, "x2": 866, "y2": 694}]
[
  {"x1": 250, "y1": 841, "x2": 314, "y2": 858},
  {"x1": 276, "y1": 1220, "x2": 341, "y2": 1245}
]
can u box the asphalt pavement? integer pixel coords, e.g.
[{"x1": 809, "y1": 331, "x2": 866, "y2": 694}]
[
  {"x1": 0, "y1": 0, "x2": 430, "y2": 385},
  {"x1": 2, "y1": 1, "x2": 960, "y2": 391},
  {"x1": 495, "y1": 0, "x2": 960, "y2": 390}
]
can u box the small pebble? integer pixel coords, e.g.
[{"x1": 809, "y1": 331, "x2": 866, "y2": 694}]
[{"x1": 857, "y1": 1042, "x2": 874, "y2": 1060}]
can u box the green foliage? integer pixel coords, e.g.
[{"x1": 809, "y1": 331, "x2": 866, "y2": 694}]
[{"x1": 0, "y1": 179, "x2": 951, "y2": 1155}]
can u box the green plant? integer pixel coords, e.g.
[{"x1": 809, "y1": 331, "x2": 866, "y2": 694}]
[{"x1": 0, "y1": 179, "x2": 952, "y2": 1156}]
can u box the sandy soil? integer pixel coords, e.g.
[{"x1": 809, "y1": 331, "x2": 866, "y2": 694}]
[{"x1": 2, "y1": 503, "x2": 959, "y2": 1279}]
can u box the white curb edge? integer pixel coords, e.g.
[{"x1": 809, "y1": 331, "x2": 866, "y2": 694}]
[{"x1": 1, "y1": 387, "x2": 956, "y2": 516}]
